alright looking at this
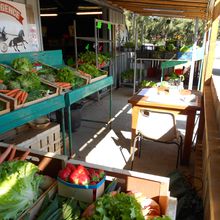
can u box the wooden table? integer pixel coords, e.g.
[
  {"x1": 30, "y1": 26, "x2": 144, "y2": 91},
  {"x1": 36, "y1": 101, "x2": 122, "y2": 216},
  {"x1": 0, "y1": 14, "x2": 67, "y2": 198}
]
[{"x1": 128, "y1": 88, "x2": 202, "y2": 165}]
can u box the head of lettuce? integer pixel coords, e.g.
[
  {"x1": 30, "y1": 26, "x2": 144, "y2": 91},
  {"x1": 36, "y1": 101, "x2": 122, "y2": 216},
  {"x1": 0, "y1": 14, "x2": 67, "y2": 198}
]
[{"x1": 0, "y1": 160, "x2": 42, "y2": 219}]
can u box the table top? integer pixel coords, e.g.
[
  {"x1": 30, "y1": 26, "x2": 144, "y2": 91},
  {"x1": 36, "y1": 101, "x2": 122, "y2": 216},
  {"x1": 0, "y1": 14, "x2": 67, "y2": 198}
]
[{"x1": 128, "y1": 88, "x2": 202, "y2": 111}]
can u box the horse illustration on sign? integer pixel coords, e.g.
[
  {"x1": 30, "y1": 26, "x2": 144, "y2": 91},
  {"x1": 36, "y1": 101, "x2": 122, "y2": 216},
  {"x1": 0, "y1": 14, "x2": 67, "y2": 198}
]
[{"x1": 9, "y1": 29, "x2": 28, "y2": 52}]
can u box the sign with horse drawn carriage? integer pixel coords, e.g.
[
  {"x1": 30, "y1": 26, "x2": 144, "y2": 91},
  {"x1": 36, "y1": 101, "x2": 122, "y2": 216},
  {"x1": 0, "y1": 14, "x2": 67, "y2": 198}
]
[{"x1": 0, "y1": 0, "x2": 30, "y2": 53}]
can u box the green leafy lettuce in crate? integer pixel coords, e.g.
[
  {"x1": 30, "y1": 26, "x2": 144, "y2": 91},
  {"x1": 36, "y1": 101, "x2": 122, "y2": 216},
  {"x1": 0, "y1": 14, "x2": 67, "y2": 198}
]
[
  {"x1": 11, "y1": 57, "x2": 33, "y2": 73},
  {"x1": 78, "y1": 63, "x2": 105, "y2": 78}
]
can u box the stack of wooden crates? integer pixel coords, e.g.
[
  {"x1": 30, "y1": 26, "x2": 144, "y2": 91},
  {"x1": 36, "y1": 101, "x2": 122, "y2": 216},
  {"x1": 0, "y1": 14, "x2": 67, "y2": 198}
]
[{"x1": 0, "y1": 122, "x2": 61, "y2": 154}]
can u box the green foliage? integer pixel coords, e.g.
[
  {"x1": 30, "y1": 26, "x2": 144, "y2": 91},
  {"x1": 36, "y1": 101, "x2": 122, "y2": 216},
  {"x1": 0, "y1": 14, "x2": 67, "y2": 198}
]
[
  {"x1": 78, "y1": 64, "x2": 104, "y2": 78},
  {"x1": 17, "y1": 72, "x2": 41, "y2": 92},
  {"x1": 124, "y1": 12, "x2": 205, "y2": 47},
  {"x1": 89, "y1": 192, "x2": 145, "y2": 220},
  {"x1": 0, "y1": 161, "x2": 42, "y2": 219},
  {"x1": 79, "y1": 51, "x2": 111, "y2": 66},
  {"x1": 12, "y1": 57, "x2": 33, "y2": 73},
  {"x1": 56, "y1": 66, "x2": 86, "y2": 88}
]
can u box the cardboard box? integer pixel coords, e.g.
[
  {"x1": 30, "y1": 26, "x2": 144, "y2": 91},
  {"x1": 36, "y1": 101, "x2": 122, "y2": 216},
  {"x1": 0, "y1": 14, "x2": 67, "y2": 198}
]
[{"x1": 57, "y1": 176, "x2": 105, "y2": 203}]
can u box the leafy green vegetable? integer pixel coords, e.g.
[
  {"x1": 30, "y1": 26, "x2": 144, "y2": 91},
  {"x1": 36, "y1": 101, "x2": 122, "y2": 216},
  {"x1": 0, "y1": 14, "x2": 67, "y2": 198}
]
[
  {"x1": 88, "y1": 192, "x2": 145, "y2": 220},
  {"x1": 12, "y1": 57, "x2": 33, "y2": 73},
  {"x1": 0, "y1": 65, "x2": 16, "y2": 84},
  {"x1": 57, "y1": 66, "x2": 86, "y2": 88},
  {"x1": 78, "y1": 64, "x2": 104, "y2": 78},
  {"x1": 0, "y1": 160, "x2": 42, "y2": 219},
  {"x1": 8, "y1": 81, "x2": 21, "y2": 90},
  {"x1": 17, "y1": 72, "x2": 41, "y2": 92},
  {"x1": 78, "y1": 51, "x2": 110, "y2": 66}
]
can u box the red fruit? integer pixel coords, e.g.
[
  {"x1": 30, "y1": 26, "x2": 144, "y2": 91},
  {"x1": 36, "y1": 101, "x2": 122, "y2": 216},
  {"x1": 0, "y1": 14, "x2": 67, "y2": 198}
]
[
  {"x1": 89, "y1": 168, "x2": 96, "y2": 176},
  {"x1": 69, "y1": 171, "x2": 80, "y2": 184},
  {"x1": 66, "y1": 163, "x2": 76, "y2": 172},
  {"x1": 78, "y1": 174, "x2": 90, "y2": 185},
  {"x1": 58, "y1": 168, "x2": 71, "y2": 181},
  {"x1": 77, "y1": 164, "x2": 89, "y2": 176},
  {"x1": 98, "y1": 169, "x2": 105, "y2": 179}
]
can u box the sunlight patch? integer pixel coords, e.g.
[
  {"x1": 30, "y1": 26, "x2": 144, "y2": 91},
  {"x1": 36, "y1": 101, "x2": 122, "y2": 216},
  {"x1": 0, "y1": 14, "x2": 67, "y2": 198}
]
[{"x1": 85, "y1": 130, "x2": 130, "y2": 169}]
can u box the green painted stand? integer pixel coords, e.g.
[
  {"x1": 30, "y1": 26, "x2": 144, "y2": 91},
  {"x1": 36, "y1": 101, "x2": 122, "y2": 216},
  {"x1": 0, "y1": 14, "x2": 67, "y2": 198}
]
[
  {"x1": 65, "y1": 76, "x2": 113, "y2": 155},
  {"x1": 0, "y1": 50, "x2": 113, "y2": 157},
  {"x1": 0, "y1": 50, "x2": 67, "y2": 153},
  {"x1": 161, "y1": 60, "x2": 188, "y2": 82}
]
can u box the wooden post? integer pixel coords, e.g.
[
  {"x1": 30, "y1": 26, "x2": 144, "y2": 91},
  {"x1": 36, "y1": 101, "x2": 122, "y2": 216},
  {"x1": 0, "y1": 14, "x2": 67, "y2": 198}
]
[{"x1": 202, "y1": 1, "x2": 220, "y2": 86}]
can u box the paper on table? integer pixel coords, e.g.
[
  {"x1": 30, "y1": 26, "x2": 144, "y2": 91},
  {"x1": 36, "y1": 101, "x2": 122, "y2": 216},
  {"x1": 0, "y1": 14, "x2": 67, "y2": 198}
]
[{"x1": 138, "y1": 88, "x2": 158, "y2": 96}]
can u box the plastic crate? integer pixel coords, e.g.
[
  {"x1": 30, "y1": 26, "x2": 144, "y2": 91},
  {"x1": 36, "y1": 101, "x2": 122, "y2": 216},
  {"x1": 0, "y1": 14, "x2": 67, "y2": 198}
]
[{"x1": 0, "y1": 122, "x2": 61, "y2": 154}]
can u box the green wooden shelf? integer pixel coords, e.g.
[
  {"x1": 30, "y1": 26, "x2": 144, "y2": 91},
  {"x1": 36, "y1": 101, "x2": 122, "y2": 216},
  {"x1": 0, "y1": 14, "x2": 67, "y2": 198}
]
[
  {"x1": 0, "y1": 50, "x2": 113, "y2": 157},
  {"x1": 0, "y1": 94, "x2": 65, "y2": 134}
]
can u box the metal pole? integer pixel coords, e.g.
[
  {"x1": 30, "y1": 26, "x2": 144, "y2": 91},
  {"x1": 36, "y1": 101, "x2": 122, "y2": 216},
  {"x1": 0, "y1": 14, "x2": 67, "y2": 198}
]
[
  {"x1": 61, "y1": 108, "x2": 66, "y2": 156},
  {"x1": 188, "y1": 18, "x2": 199, "y2": 90},
  {"x1": 67, "y1": 106, "x2": 73, "y2": 157},
  {"x1": 133, "y1": 14, "x2": 138, "y2": 94},
  {"x1": 109, "y1": 85, "x2": 112, "y2": 129},
  {"x1": 95, "y1": 19, "x2": 98, "y2": 68},
  {"x1": 73, "y1": 20, "x2": 78, "y2": 68}
]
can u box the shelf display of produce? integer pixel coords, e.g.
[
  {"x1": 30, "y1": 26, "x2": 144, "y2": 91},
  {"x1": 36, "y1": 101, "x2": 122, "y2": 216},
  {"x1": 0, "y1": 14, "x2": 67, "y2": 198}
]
[
  {"x1": 0, "y1": 144, "x2": 177, "y2": 220},
  {"x1": 0, "y1": 50, "x2": 113, "y2": 156},
  {"x1": 0, "y1": 63, "x2": 59, "y2": 109},
  {"x1": 74, "y1": 19, "x2": 117, "y2": 88}
]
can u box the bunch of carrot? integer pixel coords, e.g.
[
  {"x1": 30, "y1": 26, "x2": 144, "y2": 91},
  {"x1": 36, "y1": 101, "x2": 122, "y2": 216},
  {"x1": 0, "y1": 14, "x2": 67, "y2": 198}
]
[
  {"x1": 0, "y1": 89, "x2": 28, "y2": 104},
  {"x1": 0, "y1": 144, "x2": 30, "y2": 164},
  {"x1": 55, "y1": 82, "x2": 72, "y2": 90}
]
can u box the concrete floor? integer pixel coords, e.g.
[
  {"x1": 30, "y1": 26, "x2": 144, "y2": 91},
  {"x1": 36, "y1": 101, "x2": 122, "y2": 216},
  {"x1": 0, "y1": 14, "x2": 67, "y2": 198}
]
[{"x1": 71, "y1": 87, "x2": 195, "y2": 177}]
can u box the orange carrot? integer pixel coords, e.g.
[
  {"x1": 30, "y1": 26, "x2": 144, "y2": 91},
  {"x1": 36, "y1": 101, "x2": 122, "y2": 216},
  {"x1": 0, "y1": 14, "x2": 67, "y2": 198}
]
[
  {"x1": 14, "y1": 90, "x2": 23, "y2": 104},
  {"x1": 20, "y1": 149, "x2": 30, "y2": 160},
  {"x1": 0, "y1": 145, "x2": 12, "y2": 164},
  {"x1": 0, "y1": 90, "x2": 10, "y2": 93},
  {"x1": 19, "y1": 91, "x2": 26, "y2": 103},
  {"x1": 0, "y1": 80, "x2": 3, "y2": 83},
  {"x1": 22, "y1": 92, "x2": 28, "y2": 104},
  {"x1": 8, "y1": 147, "x2": 16, "y2": 161},
  {"x1": 6, "y1": 89, "x2": 20, "y2": 96}
]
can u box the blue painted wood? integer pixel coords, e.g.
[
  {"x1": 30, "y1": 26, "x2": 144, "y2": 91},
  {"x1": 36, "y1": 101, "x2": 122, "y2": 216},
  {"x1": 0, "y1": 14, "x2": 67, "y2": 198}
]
[
  {"x1": 0, "y1": 50, "x2": 64, "y2": 66},
  {"x1": 0, "y1": 94, "x2": 65, "y2": 134},
  {"x1": 65, "y1": 76, "x2": 113, "y2": 106}
]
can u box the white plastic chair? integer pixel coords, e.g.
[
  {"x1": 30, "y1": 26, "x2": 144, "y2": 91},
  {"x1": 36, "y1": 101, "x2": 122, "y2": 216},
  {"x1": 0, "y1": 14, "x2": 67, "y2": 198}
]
[{"x1": 130, "y1": 109, "x2": 183, "y2": 170}]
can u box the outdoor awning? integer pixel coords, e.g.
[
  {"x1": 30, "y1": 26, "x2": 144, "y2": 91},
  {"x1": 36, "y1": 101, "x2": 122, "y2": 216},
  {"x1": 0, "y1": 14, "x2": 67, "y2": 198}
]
[{"x1": 106, "y1": 0, "x2": 211, "y2": 19}]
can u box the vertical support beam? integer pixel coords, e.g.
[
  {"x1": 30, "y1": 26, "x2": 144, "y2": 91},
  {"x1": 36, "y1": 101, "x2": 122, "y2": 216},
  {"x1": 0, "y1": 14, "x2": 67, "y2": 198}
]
[
  {"x1": 202, "y1": 6, "x2": 219, "y2": 84},
  {"x1": 74, "y1": 20, "x2": 78, "y2": 69},
  {"x1": 133, "y1": 14, "x2": 138, "y2": 94},
  {"x1": 95, "y1": 19, "x2": 99, "y2": 68},
  {"x1": 61, "y1": 108, "x2": 66, "y2": 156},
  {"x1": 67, "y1": 106, "x2": 73, "y2": 157},
  {"x1": 188, "y1": 18, "x2": 199, "y2": 90}
]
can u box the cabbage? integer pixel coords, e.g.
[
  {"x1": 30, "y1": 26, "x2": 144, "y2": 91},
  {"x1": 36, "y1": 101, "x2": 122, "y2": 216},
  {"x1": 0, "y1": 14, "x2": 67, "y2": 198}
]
[
  {"x1": 0, "y1": 161, "x2": 42, "y2": 219},
  {"x1": 12, "y1": 57, "x2": 33, "y2": 73}
]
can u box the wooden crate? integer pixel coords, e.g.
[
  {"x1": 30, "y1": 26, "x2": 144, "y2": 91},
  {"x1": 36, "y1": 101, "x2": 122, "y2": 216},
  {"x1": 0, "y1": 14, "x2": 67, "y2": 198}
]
[
  {"x1": 78, "y1": 69, "x2": 108, "y2": 84},
  {"x1": 34, "y1": 62, "x2": 89, "y2": 93},
  {"x1": 0, "y1": 64, "x2": 59, "y2": 110},
  {"x1": 0, "y1": 122, "x2": 61, "y2": 154},
  {"x1": 0, "y1": 144, "x2": 176, "y2": 219},
  {"x1": 0, "y1": 143, "x2": 67, "y2": 220},
  {"x1": 67, "y1": 159, "x2": 177, "y2": 218},
  {"x1": 0, "y1": 96, "x2": 10, "y2": 115}
]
